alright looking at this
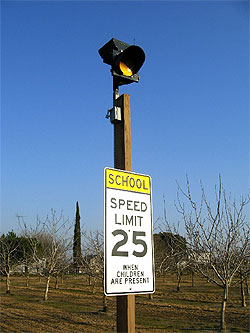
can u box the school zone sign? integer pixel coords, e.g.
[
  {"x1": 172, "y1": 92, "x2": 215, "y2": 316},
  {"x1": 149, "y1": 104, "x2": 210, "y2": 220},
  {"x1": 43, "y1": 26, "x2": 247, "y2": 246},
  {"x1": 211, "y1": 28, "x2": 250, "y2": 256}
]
[{"x1": 104, "y1": 168, "x2": 155, "y2": 296}]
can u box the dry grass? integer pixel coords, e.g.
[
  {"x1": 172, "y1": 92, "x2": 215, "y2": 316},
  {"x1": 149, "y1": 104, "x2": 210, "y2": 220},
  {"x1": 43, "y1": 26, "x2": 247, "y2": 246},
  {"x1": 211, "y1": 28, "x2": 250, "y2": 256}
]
[{"x1": 0, "y1": 274, "x2": 249, "y2": 332}]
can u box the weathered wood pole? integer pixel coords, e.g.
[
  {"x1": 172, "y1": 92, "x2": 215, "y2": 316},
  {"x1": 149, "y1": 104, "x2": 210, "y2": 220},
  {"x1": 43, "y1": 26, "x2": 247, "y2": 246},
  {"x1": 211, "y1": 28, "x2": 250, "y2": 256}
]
[{"x1": 113, "y1": 92, "x2": 135, "y2": 333}]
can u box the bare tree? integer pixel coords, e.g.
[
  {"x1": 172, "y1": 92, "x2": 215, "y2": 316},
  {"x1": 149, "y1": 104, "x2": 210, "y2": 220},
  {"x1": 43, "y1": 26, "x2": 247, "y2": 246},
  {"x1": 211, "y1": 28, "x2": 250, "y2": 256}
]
[
  {"x1": 237, "y1": 254, "x2": 250, "y2": 307},
  {"x1": 154, "y1": 233, "x2": 171, "y2": 278},
  {"x1": 154, "y1": 231, "x2": 188, "y2": 291},
  {"x1": 53, "y1": 253, "x2": 71, "y2": 289},
  {"x1": 20, "y1": 210, "x2": 73, "y2": 301},
  {"x1": 176, "y1": 176, "x2": 250, "y2": 330},
  {"x1": 0, "y1": 231, "x2": 20, "y2": 293},
  {"x1": 81, "y1": 230, "x2": 107, "y2": 311},
  {"x1": 158, "y1": 196, "x2": 191, "y2": 291},
  {"x1": 18, "y1": 235, "x2": 33, "y2": 287},
  {"x1": 82, "y1": 230, "x2": 104, "y2": 286}
]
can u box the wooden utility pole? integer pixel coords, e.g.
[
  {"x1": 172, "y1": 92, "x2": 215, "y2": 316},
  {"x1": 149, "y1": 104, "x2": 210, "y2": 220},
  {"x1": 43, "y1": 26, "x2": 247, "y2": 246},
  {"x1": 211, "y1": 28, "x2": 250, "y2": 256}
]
[{"x1": 113, "y1": 93, "x2": 135, "y2": 332}]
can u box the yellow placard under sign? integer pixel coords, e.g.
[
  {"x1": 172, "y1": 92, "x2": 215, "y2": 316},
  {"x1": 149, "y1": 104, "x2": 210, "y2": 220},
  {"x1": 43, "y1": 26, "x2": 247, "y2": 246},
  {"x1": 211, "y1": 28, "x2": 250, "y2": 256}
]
[{"x1": 105, "y1": 168, "x2": 151, "y2": 194}]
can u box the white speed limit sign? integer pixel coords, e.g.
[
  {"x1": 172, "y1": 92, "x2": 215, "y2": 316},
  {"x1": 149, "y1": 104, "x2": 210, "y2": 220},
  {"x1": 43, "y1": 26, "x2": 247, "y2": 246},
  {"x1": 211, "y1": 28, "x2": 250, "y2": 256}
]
[{"x1": 104, "y1": 167, "x2": 155, "y2": 296}]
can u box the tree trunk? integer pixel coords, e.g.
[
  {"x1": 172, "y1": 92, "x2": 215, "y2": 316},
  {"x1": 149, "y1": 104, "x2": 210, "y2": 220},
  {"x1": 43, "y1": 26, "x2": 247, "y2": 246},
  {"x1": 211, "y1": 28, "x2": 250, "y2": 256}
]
[
  {"x1": 6, "y1": 272, "x2": 10, "y2": 294},
  {"x1": 148, "y1": 293, "x2": 153, "y2": 300},
  {"x1": 245, "y1": 277, "x2": 249, "y2": 295},
  {"x1": 191, "y1": 271, "x2": 194, "y2": 287},
  {"x1": 61, "y1": 274, "x2": 64, "y2": 284},
  {"x1": 55, "y1": 276, "x2": 59, "y2": 289},
  {"x1": 26, "y1": 274, "x2": 29, "y2": 287},
  {"x1": 177, "y1": 273, "x2": 181, "y2": 292},
  {"x1": 43, "y1": 275, "x2": 51, "y2": 301},
  {"x1": 240, "y1": 273, "x2": 246, "y2": 307},
  {"x1": 92, "y1": 278, "x2": 96, "y2": 294},
  {"x1": 102, "y1": 294, "x2": 107, "y2": 312},
  {"x1": 164, "y1": 270, "x2": 168, "y2": 282},
  {"x1": 220, "y1": 283, "x2": 228, "y2": 330},
  {"x1": 25, "y1": 266, "x2": 29, "y2": 287}
]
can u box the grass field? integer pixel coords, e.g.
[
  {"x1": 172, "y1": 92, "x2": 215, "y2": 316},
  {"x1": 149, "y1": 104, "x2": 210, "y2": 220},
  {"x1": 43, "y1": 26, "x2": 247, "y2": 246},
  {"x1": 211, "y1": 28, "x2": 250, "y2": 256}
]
[{"x1": 0, "y1": 274, "x2": 249, "y2": 332}]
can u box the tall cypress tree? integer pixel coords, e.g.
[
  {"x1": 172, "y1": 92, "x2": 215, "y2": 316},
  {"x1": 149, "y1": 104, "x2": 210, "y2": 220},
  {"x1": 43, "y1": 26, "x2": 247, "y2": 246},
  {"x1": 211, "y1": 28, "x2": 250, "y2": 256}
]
[{"x1": 73, "y1": 201, "x2": 82, "y2": 273}]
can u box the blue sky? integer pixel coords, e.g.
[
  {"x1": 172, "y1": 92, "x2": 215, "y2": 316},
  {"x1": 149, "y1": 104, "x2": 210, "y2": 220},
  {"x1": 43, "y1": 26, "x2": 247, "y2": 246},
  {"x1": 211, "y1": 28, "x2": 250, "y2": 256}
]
[{"x1": 1, "y1": 1, "x2": 249, "y2": 235}]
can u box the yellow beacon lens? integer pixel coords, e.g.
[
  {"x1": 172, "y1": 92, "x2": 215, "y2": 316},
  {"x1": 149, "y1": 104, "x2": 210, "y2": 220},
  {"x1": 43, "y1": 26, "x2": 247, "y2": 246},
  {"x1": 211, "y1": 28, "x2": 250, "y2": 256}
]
[{"x1": 119, "y1": 62, "x2": 133, "y2": 76}]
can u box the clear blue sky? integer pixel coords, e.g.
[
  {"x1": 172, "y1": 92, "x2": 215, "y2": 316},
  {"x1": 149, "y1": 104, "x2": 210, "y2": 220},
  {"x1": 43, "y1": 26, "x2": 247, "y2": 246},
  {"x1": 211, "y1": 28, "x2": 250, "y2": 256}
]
[{"x1": 1, "y1": 1, "x2": 249, "y2": 235}]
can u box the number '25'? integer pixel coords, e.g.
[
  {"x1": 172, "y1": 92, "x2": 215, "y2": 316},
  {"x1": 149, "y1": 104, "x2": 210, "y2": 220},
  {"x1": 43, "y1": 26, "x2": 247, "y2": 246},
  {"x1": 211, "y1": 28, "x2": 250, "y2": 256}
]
[{"x1": 111, "y1": 230, "x2": 147, "y2": 257}]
